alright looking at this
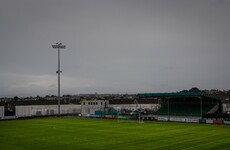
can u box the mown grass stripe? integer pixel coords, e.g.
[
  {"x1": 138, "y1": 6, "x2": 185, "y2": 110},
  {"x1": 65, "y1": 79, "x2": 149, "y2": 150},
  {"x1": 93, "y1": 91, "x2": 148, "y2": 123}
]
[{"x1": 0, "y1": 117, "x2": 229, "y2": 150}]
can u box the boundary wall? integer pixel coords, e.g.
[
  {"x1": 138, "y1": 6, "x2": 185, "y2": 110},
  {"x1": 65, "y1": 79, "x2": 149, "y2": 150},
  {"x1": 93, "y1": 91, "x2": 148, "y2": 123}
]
[
  {"x1": 156, "y1": 116, "x2": 200, "y2": 123},
  {"x1": 16, "y1": 105, "x2": 81, "y2": 117},
  {"x1": 155, "y1": 115, "x2": 229, "y2": 125}
]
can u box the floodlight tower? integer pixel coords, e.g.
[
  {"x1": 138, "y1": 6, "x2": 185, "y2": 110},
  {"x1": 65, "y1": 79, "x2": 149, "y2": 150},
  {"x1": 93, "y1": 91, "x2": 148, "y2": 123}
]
[{"x1": 52, "y1": 43, "x2": 66, "y2": 115}]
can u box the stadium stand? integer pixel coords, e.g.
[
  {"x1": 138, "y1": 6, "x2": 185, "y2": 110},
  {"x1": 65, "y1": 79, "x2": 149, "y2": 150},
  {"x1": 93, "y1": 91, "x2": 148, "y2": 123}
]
[{"x1": 138, "y1": 92, "x2": 221, "y2": 117}]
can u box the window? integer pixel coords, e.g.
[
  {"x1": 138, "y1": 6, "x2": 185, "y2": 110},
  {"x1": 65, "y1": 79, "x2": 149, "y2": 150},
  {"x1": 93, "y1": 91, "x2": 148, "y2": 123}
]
[{"x1": 83, "y1": 102, "x2": 85, "y2": 105}]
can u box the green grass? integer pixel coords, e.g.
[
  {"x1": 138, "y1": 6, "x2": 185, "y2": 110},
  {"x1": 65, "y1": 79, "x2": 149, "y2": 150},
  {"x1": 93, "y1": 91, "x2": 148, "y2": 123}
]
[{"x1": 0, "y1": 117, "x2": 229, "y2": 150}]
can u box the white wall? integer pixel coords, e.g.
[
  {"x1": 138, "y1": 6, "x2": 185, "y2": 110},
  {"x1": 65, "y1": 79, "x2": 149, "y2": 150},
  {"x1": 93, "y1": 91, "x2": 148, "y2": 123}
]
[
  {"x1": 16, "y1": 105, "x2": 81, "y2": 117},
  {"x1": 223, "y1": 103, "x2": 230, "y2": 113},
  {"x1": 0, "y1": 106, "x2": 4, "y2": 118},
  {"x1": 157, "y1": 116, "x2": 199, "y2": 123},
  {"x1": 60, "y1": 105, "x2": 81, "y2": 114}
]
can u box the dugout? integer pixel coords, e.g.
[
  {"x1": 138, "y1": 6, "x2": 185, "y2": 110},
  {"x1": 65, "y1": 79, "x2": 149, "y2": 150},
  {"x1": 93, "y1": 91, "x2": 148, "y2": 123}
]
[{"x1": 138, "y1": 92, "x2": 221, "y2": 119}]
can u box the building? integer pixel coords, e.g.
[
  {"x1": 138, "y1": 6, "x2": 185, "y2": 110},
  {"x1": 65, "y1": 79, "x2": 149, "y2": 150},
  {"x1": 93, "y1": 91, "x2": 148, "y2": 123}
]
[
  {"x1": 223, "y1": 99, "x2": 230, "y2": 114},
  {"x1": 0, "y1": 106, "x2": 4, "y2": 119},
  {"x1": 138, "y1": 92, "x2": 221, "y2": 121},
  {"x1": 81, "y1": 100, "x2": 109, "y2": 116},
  {"x1": 15, "y1": 104, "x2": 81, "y2": 117}
]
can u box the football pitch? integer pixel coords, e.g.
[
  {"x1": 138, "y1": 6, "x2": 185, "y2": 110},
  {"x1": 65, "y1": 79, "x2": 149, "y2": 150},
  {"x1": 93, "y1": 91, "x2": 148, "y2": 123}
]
[{"x1": 0, "y1": 117, "x2": 229, "y2": 150}]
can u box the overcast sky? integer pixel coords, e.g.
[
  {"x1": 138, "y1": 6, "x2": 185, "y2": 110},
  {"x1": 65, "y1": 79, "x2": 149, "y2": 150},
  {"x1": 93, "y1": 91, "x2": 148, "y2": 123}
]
[{"x1": 0, "y1": 0, "x2": 230, "y2": 97}]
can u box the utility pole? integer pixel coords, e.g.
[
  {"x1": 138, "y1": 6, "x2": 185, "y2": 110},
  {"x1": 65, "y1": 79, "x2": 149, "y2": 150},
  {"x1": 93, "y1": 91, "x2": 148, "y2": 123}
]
[
  {"x1": 167, "y1": 98, "x2": 170, "y2": 121},
  {"x1": 52, "y1": 43, "x2": 66, "y2": 115},
  {"x1": 200, "y1": 97, "x2": 203, "y2": 119}
]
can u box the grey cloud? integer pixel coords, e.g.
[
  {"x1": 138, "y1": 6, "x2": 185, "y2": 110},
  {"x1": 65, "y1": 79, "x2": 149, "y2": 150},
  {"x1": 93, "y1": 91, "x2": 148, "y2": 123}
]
[{"x1": 0, "y1": 0, "x2": 230, "y2": 96}]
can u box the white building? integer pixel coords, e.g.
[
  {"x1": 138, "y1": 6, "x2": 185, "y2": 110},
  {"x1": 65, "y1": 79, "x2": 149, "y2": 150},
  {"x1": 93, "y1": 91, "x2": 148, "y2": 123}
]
[
  {"x1": 81, "y1": 100, "x2": 109, "y2": 116},
  {"x1": 0, "y1": 106, "x2": 4, "y2": 119},
  {"x1": 16, "y1": 104, "x2": 81, "y2": 117},
  {"x1": 223, "y1": 100, "x2": 230, "y2": 114}
]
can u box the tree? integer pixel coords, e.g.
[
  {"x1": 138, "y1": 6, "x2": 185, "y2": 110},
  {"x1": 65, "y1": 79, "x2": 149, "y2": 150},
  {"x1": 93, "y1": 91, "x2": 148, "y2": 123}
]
[
  {"x1": 180, "y1": 90, "x2": 188, "y2": 92},
  {"x1": 13, "y1": 96, "x2": 20, "y2": 101},
  {"x1": 189, "y1": 87, "x2": 200, "y2": 92}
]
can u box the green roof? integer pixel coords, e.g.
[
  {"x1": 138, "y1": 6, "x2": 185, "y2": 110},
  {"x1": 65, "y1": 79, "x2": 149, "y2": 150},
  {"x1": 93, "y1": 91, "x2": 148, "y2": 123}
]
[{"x1": 137, "y1": 92, "x2": 204, "y2": 97}]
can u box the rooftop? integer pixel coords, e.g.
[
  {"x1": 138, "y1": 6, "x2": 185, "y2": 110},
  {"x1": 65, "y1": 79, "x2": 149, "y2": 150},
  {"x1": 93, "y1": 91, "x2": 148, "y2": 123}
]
[{"x1": 138, "y1": 92, "x2": 204, "y2": 97}]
